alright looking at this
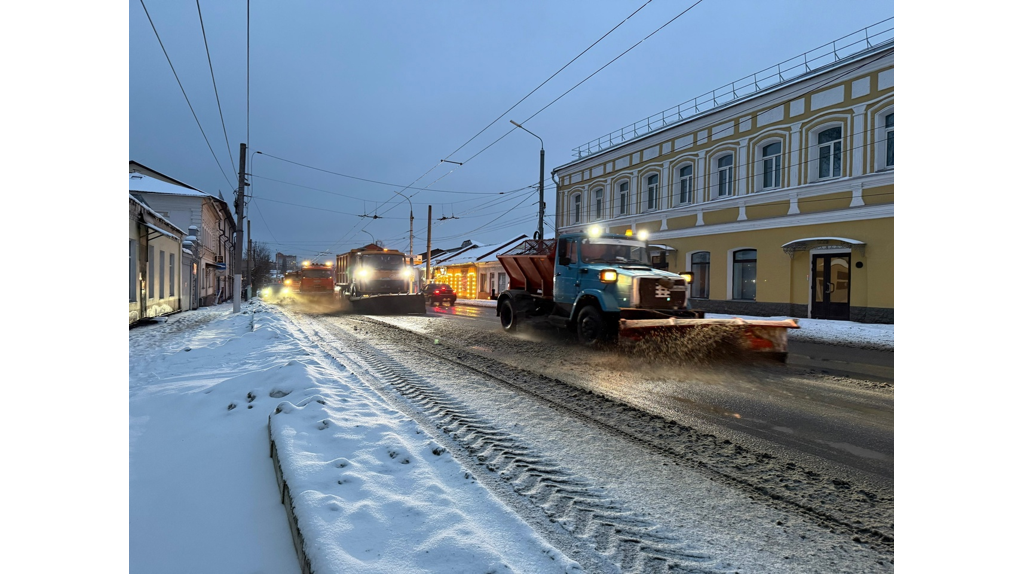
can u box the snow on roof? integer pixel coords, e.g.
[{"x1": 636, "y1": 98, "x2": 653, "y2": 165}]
[
  {"x1": 431, "y1": 235, "x2": 529, "y2": 266},
  {"x1": 129, "y1": 192, "x2": 185, "y2": 235},
  {"x1": 129, "y1": 172, "x2": 211, "y2": 198}
]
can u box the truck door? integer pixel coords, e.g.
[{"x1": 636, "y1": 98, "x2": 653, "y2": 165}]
[{"x1": 553, "y1": 237, "x2": 579, "y2": 313}]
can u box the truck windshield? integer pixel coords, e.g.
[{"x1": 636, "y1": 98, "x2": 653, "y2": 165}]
[
  {"x1": 362, "y1": 253, "x2": 405, "y2": 269},
  {"x1": 302, "y1": 269, "x2": 333, "y2": 278},
  {"x1": 580, "y1": 238, "x2": 650, "y2": 265}
]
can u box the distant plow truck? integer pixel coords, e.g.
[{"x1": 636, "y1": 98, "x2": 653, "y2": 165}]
[
  {"x1": 335, "y1": 245, "x2": 424, "y2": 315},
  {"x1": 495, "y1": 229, "x2": 798, "y2": 361}
]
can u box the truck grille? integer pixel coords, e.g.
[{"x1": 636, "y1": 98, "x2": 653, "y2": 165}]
[{"x1": 638, "y1": 277, "x2": 687, "y2": 309}]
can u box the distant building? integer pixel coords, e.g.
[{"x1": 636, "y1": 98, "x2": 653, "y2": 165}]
[
  {"x1": 275, "y1": 253, "x2": 298, "y2": 273},
  {"x1": 552, "y1": 28, "x2": 893, "y2": 323},
  {"x1": 430, "y1": 234, "x2": 529, "y2": 299}
]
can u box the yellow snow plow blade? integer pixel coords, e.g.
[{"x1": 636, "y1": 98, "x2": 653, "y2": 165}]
[{"x1": 618, "y1": 317, "x2": 799, "y2": 357}]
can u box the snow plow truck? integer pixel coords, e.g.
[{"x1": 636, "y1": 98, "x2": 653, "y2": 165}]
[
  {"x1": 334, "y1": 245, "x2": 424, "y2": 315},
  {"x1": 495, "y1": 229, "x2": 798, "y2": 360}
]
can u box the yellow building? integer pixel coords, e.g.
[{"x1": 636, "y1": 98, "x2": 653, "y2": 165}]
[{"x1": 553, "y1": 27, "x2": 893, "y2": 323}]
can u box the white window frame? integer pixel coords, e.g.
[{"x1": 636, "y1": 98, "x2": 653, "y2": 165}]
[
  {"x1": 756, "y1": 140, "x2": 784, "y2": 192},
  {"x1": 592, "y1": 187, "x2": 604, "y2": 221},
  {"x1": 616, "y1": 179, "x2": 630, "y2": 217},
  {"x1": 812, "y1": 123, "x2": 844, "y2": 181},
  {"x1": 676, "y1": 163, "x2": 694, "y2": 206},
  {"x1": 645, "y1": 173, "x2": 660, "y2": 212},
  {"x1": 714, "y1": 153, "x2": 734, "y2": 198},
  {"x1": 873, "y1": 106, "x2": 894, "y2": 172},
  {"x1": 572, "y1": 193, "x2": 582, "y2": 224}
]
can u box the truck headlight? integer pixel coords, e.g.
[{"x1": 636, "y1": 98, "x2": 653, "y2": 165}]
[
  {"x1": 679, "y1": 272, "x2": 693, "y2": 283},
  {"x1": 357, "y1": 268, "x2": 370, "y2": 278},
  {"x1": 600, "y1": 269, "x2": 618, "y2": 283},
  {"x1": 401, "y1": 268, "x2": 412, "y2": 278}
]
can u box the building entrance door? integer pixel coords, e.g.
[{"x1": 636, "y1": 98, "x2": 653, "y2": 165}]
[{"x1": 811, "y1": 253, "x2": 850, "y2": 320}]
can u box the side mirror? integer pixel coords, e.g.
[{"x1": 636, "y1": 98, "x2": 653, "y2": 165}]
[
  {"x1": 558, "y1": 257, "x2": 571, "y2": 266},
  {"x1": 653, "y1": 261, "x2": 669, "y2": 269}
]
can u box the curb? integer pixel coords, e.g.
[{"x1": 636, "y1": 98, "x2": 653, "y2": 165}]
[{"x1": 269, "y1": 420, "x2": 314, "y2": 574}]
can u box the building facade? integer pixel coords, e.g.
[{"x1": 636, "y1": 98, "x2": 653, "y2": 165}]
[
  {"x1": 552, "y1": 39, "x2": 893, "y2": 323},
  {"x1": 129, "y1": 194, "x2": 186, "y2": 324},
  {"x1": 430, "y1": 235, "x2": 528, "y2": 300},
  {"x1": 129, "y1": 161, "x2": 237, "y2": 308}
]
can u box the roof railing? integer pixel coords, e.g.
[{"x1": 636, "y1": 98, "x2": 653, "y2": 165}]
[{"x1": 571, "y1": 18, "x2": 894, "y2": 159}]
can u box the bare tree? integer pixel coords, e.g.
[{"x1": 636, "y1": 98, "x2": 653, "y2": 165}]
[{"x1": 245, "y1": 241, "x2": 275, "y2": 290}]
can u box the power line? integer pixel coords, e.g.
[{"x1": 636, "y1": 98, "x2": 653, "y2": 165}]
[
  {"x1": 195, "y1": 0, "x2": 235, "y2": 175},
  {"x1": 255, "y1": 152, "x2": 531, "y2": 195},
  {"x1": 138, "y1": 0, "x2": 234, "y2": 190},
  {"x1": 460, "y1": 0, "x2": 708, "y2": 167},
  {"x1": 442, "y1": 0, "x2": 655, "y2": 163}
]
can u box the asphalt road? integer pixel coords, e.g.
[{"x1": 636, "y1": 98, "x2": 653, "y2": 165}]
[{"x1": 414, "y1": 301, "x2": 893, "y2": 482}]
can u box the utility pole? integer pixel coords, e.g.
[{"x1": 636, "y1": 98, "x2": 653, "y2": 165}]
[
  {"x1": 426, "y1": 205, "x2": 432, "y2": 283},
  {"x1": 233, "y1": 142, "x2": 247, "y2": 313},
  {"x1": 538, "y1": 147, "x2": 545, "y2": 241}
]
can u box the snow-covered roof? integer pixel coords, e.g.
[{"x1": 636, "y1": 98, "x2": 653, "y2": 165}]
[
  {"x1": 129, "y1": 192, "x2": 185, "y2": 235},
  {"x1": 431, "y1": 234, "x2": 529, "y2": 266},
  {"x1": 129, "y1": 172, "x2": 211, "y2": 198}
]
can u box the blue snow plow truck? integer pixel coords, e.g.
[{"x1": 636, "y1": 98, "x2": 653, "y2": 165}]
[{"x1": 495, "y1": 229, "x2": 798, "y2": 360}]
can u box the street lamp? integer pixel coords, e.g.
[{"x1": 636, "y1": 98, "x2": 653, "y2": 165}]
[
  {"x1": 510, "y1": 120, "x2": 545, "y2": 241},
  {"x1": 392, "y1": 190, "x2": 414, "y2": 292},
  {"x1": 361, "y1": 230, "x2": 376, "y2": 247}
]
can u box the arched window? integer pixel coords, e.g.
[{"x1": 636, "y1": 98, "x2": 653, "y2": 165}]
[
  {"x1": 885, "y1": 113, "x2": 894, "y2": 167},
  {"x1": 761, "y1": 142, "x2": 782, "y2": 190},
  {"x1": 646, "y1": 174, "x2": 659, "y2": 211},
  {"x1": 817, "y1": 127, "x2": 842, "y2": 179},
  {"x1": 593, "y1": 188, "x2": 604, "y2": 220},
  {"x1": 732, "y1": 249, "x2": 756, "y2": 300},
  {"x1": 678, "y1": 164, "x2": 694, "y2": 204},
  {"x1": 617, "y1": 180, "x2": 630, "y2": 216},
  {"x1": 572, "y1": 193, "x2": 582, "y2": 224},
  {"x1": 717, "y1": 154, "x2": 734, "y2": 197},
  {"x1": 689, "y1": 251, "x2": 709, "y2": 298}
]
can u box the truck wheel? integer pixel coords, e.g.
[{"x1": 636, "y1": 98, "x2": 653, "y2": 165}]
[
  {"x1": 499, "y1": 300, "x2": 518, "y2": 332},
  {"x1": 576, "y1": 305, "x2": 608, "y2": 346}
]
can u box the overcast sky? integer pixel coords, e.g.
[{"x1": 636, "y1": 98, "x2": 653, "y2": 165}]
[{"x1": 129, "y1": 0, "x2": 894, "y2": 260}]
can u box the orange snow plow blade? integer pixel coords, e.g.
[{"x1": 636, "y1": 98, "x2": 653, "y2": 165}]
[{"x1": 618, "y1": 317, "x2": 799, "y2": 357}]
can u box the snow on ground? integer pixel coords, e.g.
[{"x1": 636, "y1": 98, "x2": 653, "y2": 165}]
[
  {"x1": 129, "y1": 302, "x2": 580, "y2": 574},
  {"x1": 128, "y1": 298, "x2": 892, "y2": 573},
  {"x1": 455, "y1": 298, "x2": 894, "y2": 351}
]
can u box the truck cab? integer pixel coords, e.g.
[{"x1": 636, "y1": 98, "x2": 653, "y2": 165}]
[
  {"x1": 497, "y1": 230, "x2": 701, "y2": 345},
  {"x1": 553, "y1": 231, "x2": 698, "y2": 320}
]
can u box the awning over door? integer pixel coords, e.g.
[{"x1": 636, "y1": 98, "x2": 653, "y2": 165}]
[
  {"x1": 781, "y1": 237, "x2": 864, "y2": 257},
  {"x1": 647, "y1": 244, "x2": 677, "y2": 254}
]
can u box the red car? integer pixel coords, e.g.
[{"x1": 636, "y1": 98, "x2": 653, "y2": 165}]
[{"x1": 423, "y1": 283, "x2": 457, "y2": 306}]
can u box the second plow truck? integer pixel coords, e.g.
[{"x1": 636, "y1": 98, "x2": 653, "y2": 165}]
[
  {"x1": 335, "y1": 245, "x2": 424, "y2": 315},
  {"x1": 495, "y1": 229, "x2": 798, "y2": 360}
]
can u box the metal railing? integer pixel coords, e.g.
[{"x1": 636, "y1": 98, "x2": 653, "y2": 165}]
[{"x1": 571, "y1": 18, "x2": 895, "y2": 159}]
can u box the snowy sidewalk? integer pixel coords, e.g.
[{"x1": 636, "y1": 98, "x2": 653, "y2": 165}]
[{"x1": 129, "y1": 302, "x2": 580, "y2": 574}]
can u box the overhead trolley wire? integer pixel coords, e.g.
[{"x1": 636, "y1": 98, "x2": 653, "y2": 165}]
[
  {"x1": 138, "y1": 0, "x2": 235, "y2": 190},
  {"x1": 458, "y1": 0, "x2": 708, "y2": 167},
  {"x1": 195, "y1": 0, "x2": 236, "y2": 175}
]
